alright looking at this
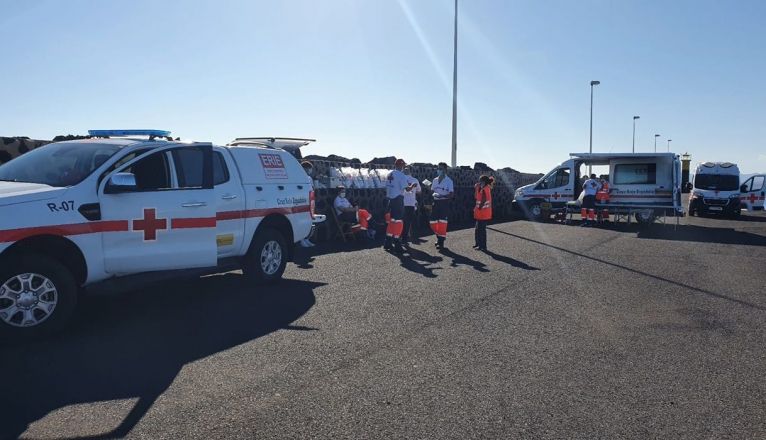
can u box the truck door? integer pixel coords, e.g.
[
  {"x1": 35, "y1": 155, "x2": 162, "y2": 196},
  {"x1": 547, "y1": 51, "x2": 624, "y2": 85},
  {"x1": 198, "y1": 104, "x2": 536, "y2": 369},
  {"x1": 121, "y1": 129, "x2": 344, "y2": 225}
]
[
  {"x1": 99, "y1": 144, "x2": 217, "y2": 274},
  {"x1": 208, "y1": 149, "x2": 246, "y2": 258},
  {"x1": 740, "y1": 175, "x2": 765, "y2": 211}
]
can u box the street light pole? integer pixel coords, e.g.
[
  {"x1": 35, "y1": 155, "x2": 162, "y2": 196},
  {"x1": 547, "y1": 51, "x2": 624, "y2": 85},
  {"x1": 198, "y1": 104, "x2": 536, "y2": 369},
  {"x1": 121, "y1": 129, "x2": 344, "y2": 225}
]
[
  {"x1": 654, "y1": 134, "x2": 660, "y2": 153},
  {"x1": 667, "y1": 139, "x2": 672, "y2": 152},
  {"x1": 589, "y1": 80, "x2": 600, "y2": 175},
  {"x1": 450, "y1": 0, "x2": 458, "y2": 168},
  {"x1": 632, "y1": 116, "x2": 640, "y2": 153}
]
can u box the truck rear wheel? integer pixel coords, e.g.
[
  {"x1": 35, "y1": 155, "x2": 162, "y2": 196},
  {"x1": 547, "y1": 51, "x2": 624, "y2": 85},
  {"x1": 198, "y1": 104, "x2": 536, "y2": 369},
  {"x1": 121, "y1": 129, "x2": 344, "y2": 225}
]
[
  {"x1": 0, "y1": 254, "x2": 78, "y2": 341},
  {"x1": 243, "y1": 228, "x2": 288, "y2": 284}
]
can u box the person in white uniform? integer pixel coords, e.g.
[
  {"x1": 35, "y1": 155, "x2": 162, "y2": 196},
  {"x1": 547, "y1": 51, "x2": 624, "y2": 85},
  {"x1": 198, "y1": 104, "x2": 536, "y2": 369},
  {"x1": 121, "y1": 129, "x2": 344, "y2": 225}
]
[
  {"x1": 385, "y1": 158, "x2": 416, "y2": 253},
  {"x1": 430, "y1": 162, "x2": 454, "y2": 249},
  {"x1": 402, "y1": 166, "x2": 421, "y2": 245}
]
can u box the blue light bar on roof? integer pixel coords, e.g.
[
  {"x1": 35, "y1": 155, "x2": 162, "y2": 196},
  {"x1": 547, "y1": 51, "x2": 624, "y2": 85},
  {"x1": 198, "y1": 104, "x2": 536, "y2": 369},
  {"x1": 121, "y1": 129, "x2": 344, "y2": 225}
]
[{"x1": 88, "y1": 129, "x2": 171, "y2": 137}]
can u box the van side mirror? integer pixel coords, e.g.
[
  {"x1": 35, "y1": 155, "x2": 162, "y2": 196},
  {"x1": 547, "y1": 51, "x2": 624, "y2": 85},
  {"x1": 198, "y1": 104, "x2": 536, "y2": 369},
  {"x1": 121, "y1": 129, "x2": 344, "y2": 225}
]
[
  {"x1": 105, "y1": 172, "x2": 138, "y2": 193},
  {"x1": 741, "y1": 184, "x2": 748, "y2": 193}
]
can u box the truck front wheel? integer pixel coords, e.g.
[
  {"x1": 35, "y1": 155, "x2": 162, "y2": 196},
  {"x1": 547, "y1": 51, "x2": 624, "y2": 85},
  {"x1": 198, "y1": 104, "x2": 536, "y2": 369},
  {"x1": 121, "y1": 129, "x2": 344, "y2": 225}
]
[
  {"x1": 243, "y1": 228, "x2": 288, "y2": 284},
  {"x1": 0, "y1": 254, "x2": 78, "y2": 341}
]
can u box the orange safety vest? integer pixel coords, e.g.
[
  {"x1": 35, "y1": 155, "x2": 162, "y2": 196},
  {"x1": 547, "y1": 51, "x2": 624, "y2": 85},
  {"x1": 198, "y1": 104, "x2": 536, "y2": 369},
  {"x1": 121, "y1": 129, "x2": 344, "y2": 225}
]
[
  {"x1": 596, "y1": 181, "x2": 610, "y2": 202},
  {"x1": 474, "y1": 184, "x2": 493, "y2": 220}
]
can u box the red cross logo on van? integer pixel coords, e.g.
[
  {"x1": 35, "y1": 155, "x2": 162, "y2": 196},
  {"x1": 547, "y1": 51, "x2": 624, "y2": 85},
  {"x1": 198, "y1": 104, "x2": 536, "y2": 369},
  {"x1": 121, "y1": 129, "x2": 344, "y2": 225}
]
[
  {"x1": 552, "y1": 192, "x2": 561, "y2": 199},
  {"x1": 133, "y1": 208, "x2": 167, "y2": 241}
]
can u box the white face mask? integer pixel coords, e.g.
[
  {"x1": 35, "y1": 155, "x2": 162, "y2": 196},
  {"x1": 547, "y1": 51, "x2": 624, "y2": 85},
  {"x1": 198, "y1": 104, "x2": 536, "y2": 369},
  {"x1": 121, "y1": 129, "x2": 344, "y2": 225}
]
[{"x1": 339, "y1": 192, "x2": 346, "y2": 198}]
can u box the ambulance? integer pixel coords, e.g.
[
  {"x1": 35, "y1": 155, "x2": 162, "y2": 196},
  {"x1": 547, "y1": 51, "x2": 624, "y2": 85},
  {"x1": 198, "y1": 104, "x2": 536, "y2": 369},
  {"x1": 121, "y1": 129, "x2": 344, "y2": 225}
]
[
  {"x1": 0, "y1": 130, "x2": 316, "y2": 338},
  {"x1": 513, "y1": 152, "x2": 683, "y2": 223},
  {"x1": 688, "y1": 162, "x2": 741, "y2": 217},
  {"x1": 738, "y1": 174, "x2": 765, "y2": 212}
]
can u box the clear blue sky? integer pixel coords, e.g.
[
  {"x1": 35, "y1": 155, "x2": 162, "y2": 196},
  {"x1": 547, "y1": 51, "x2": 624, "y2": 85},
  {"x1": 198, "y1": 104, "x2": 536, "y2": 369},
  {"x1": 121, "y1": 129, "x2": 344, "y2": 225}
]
[{"x1": 2, "y1": 0, "x2": 765, "y2": 173}]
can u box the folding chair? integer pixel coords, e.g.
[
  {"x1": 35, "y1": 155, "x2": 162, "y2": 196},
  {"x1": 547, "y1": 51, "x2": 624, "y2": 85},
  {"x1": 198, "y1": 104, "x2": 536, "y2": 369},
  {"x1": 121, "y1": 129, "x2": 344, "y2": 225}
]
[{"x1": 329, "y1": 208, "x2": 357, "y2": 242}]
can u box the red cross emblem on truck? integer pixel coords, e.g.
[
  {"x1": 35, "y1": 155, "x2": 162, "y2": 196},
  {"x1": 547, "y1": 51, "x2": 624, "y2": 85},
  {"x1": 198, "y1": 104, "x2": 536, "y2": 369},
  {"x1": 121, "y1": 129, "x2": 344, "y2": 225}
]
[
  {"x1": 748, "y1": 193, "x2": 758, "y2": 203},
  {"x1": 133, "y1": 208, "x2": 167, "y2": 241},
  {"x1": 552, "y1": 192, "x2": 560, "y2": 199}
]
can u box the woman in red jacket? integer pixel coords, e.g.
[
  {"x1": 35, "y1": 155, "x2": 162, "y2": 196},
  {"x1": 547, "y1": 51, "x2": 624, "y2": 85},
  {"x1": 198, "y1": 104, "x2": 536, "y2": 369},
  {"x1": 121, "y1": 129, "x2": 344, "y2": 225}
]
[{"x1": 473, "y1": 175, "x2": 494, "y2": 251}]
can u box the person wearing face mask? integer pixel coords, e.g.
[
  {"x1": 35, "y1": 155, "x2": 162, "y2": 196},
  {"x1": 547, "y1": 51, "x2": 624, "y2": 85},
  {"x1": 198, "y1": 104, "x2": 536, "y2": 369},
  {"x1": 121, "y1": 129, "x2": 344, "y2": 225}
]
[
  {"x1": 473, "y1": 175, "x2": 494, "y2": 251},
  {"x1": 430, "y1": 162, "x2": 454, "y2": 249},
  {"x1": 384, "y1": 158, "x2": 416, "y2": 253},
  {"x1": 402, "y1": 166, "x2": 421, "y2": 245},
  {"x1": 333, "y1": 186, "x2": 373, "y2": 236}
]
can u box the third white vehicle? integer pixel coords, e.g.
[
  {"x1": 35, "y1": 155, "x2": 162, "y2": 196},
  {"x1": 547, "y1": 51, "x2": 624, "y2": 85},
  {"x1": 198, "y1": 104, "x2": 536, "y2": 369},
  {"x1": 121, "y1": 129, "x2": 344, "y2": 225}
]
[{"x1": 688, "y1": 162, "x2": 741, "y2": 218}]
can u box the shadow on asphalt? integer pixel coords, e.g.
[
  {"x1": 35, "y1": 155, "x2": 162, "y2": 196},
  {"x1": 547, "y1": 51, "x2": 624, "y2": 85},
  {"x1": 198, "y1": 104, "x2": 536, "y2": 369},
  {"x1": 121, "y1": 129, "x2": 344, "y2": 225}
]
[
  {"x1": 480, "y1": 249, "x2": 541, "y2": 271},
  {"x1": 619, "y1": 223, "x2": 766, "y2": 246},
  {"x1": 438, "y1": 248, "x2": 489, "y2": 272},
  {"x1": 489, "y1": 227, "x2": 766, "y2": 312},
  {"x1": 0, "y1": 275, "x2": 321, "y2": 440}
]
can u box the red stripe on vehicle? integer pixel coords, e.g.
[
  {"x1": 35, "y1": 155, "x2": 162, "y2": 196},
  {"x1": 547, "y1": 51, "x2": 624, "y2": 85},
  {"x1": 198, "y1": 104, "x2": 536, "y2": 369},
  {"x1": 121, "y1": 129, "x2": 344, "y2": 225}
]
[
  {"x1": 216, "y1": 205, "x2": 311, "y2": 221},
  {"x1": 611, "y1": 194, "x2": 673, "y2": 199},
  {"x1": 171, "y1": 217, "x2": 217, "y2": 229},
  {"x1": 0, "y1": 220, "x2": 129, "y2": 243}
]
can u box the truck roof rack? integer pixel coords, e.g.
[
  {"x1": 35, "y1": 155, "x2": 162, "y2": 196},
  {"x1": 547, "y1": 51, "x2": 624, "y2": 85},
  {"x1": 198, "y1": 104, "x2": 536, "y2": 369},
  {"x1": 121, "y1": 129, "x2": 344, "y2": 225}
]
[{"x1": 228, "y1": 137, "x2": 316, "y2": 154}]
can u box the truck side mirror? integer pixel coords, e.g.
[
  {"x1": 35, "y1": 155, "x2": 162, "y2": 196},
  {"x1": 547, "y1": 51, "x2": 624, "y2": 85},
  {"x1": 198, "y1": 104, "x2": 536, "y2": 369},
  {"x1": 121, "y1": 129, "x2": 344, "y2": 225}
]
[{"x1": 105, "y1": 172, "x2": 138, "y2": 193}]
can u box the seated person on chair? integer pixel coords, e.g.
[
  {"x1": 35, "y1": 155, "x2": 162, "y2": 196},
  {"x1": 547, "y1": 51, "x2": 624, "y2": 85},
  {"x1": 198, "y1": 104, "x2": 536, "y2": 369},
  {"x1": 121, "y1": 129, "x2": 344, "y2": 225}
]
[{"x1": 333, "y1": 186, "x2": 373, "y2": 236}]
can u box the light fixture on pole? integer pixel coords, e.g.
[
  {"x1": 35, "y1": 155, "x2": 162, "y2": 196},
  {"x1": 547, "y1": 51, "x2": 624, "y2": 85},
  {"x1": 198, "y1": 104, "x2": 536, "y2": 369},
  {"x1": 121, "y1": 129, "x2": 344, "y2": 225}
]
[
  {"x1": 589, "y1": 80, "x2": 600, "y2": 174},
  {"x1": 667, "y1": 139, "x2": 672, "y2": 152},
  {"x1": 450, "y1": 0, "x2": 458, "y2": 168},
  {"x1": 654, "y1": 134, "x2": 660, "y2": 152},
  {"x1": 632, "y1": 116, "x2": 640, "y2": 153}
]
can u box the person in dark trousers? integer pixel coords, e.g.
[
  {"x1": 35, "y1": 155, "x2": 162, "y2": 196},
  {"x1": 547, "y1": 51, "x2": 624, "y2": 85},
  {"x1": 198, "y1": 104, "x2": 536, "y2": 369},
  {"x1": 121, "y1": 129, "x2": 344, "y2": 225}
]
[
  {"x1": 402, "y1": 165, "x2": 421, "y2": 245},
  {"x1": 385, "y1": 158, "x2": 416, "y2": 253},
  {"x1": 430, "y1": 162, "x2": 454, "y2": 249},
  {"x1": 473, "y1": 175, "x2": 494, "y2": 251}
]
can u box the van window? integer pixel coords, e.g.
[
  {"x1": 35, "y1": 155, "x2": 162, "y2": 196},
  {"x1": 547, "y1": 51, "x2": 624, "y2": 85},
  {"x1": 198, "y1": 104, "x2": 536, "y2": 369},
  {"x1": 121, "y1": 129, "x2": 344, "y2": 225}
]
[
  {"x1": 694, "y1": 174, "x2": 738, "y2": 191},
  {"x1": 537, "y1": 168, "x2": 570, "y2": 189},
  {"x1": 751, "y1": 176, "x2": 765, "y2": 192},
  {"x1": 614, "y1": 163, "x2": 656, "y2": 185}
]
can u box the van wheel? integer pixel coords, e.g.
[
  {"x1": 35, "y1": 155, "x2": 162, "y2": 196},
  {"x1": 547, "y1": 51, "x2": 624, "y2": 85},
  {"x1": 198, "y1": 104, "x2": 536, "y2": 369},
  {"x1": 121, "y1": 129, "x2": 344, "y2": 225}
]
[
  {"x1": 243, "y1": 228, "x2": 288, "y2": 284},
  {"x1": 0, "y1": 255, "x2": 78, "y2": 341},
  {"x1": 526, "y1": 202, "x2": 544, "y2": 222},
  {"x1": 635, "y1": 211, "x2": 656, "y2": 224}
]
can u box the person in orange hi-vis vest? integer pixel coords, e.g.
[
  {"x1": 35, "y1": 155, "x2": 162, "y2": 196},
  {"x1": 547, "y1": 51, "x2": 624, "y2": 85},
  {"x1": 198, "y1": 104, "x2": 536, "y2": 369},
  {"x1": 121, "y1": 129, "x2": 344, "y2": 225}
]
[
  {"x1": 473, "y1": 175, "x2": 494, "y2": 251},
  {"x1": 595, "y1": 177, "x2": 611, "y2": 223}
]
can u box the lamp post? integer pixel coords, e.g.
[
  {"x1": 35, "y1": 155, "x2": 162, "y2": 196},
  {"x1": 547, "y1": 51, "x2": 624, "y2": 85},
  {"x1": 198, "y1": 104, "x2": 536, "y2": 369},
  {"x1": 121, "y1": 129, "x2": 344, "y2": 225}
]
[
  {"x1": 450, "y1": 0, "x2": 458, "y2": 168},
  {"x1": 654, "y1": 134, "x2": 660, "y2": 153},
  {"x1": 589, "y1": 80, "x2": 600, "y2": 174},
  {"x1": 667, "y1": 139, "x2": 672, "y2": 152},
  {"x1": 632, "y1": 116, "x2": 640, "y2": 153}
]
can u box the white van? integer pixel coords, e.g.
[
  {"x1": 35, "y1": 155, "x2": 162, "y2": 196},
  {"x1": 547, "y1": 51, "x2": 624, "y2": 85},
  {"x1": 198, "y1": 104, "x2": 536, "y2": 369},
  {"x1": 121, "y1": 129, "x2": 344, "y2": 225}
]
[
  {"x1": 739, "y1": 174, "x2": 766, "y2": 212},
  {"x1": 513, "y1": 153, "x2": 683, "y2": 223},
  {"x1": 688, "y1": 162, "x2": 741, "y2": 217}
]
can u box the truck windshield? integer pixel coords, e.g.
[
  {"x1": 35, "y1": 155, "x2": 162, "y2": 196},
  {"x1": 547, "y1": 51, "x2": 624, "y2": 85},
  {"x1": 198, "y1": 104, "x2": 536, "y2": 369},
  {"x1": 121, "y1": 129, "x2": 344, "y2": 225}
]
[
  {"x1": 694, "y1": 174, "x2": 739, "y2": 191},
  {"x1": 0, "y1": 142, "x2": 121, "y2": 187}
]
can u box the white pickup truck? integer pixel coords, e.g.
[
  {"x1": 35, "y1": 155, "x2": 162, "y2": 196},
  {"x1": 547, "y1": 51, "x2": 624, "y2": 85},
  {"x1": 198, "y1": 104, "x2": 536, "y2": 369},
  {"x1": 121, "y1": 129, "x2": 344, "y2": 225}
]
[{"x1": 0, "y1": 130, "x2": 316, "y2": 339}]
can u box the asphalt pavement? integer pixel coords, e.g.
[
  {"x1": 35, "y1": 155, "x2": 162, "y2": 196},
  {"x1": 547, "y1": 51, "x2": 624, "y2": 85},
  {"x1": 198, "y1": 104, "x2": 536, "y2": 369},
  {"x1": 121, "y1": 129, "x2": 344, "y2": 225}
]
[{"x1": 2, "y1": 210, "x2": 766, "y2": 439}]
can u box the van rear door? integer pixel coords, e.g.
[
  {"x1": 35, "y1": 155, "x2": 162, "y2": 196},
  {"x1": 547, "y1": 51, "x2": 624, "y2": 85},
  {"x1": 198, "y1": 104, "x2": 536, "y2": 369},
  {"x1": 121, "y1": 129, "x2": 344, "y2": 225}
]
[{"x1": 740, "y1": 175, "x2": 766, "y2": 211}]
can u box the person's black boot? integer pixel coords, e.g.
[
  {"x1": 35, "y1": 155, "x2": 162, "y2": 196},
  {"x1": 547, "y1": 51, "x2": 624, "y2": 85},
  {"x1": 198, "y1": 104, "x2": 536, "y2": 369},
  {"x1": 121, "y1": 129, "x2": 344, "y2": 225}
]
[{"x1": 384, "y1": 237, "x2": 392, "y2": 250}]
